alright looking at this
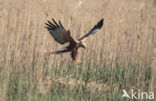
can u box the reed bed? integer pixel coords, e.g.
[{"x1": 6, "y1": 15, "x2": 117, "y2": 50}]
[{"x1": 0, "y1": 0, "x2": 156, "y2": 100}]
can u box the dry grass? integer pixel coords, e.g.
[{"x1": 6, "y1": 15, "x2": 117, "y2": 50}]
[
  {"x1": 0, "y1": 0, "x2": 156, "y2": 100},
  {"x1": 42, "y1": 76, "x2": 109, "y2": 92},
  {"x1": 0, "y1": 0, "x2": 156, "y2": 67}
]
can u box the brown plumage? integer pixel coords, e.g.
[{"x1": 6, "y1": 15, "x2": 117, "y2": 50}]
[{"x1": 45, "y1": 18, "x2": 104, "y2": 61}]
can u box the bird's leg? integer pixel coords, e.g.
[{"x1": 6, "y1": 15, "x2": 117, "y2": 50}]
[{"x1": 72, "y1": 59, "x2": 82, "y2": 65}]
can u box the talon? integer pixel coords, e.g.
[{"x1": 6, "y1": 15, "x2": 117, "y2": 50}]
[{"x1": 77, "y1": 60, "x2": 82, "y2": 65}]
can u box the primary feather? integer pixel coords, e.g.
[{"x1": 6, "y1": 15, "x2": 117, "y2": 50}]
[
  {"x1": 79, "y1": 18, "x2": 104, "y2": 40},
  {"x1": 45, "y1": 18, "x2": 75, "y2": 44}
]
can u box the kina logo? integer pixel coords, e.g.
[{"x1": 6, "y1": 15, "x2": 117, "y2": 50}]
[{"x1": 122, "y1": 89, "x2": 154, "y2": 100}]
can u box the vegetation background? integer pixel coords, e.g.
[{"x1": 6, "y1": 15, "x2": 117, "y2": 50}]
[{"x1": 0, "y1": 0, "x2": 156, "y2": 100}]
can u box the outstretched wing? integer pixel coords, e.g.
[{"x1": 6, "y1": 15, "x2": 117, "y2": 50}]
[
  {"x1": 45, "y1": 18, "x2": 76, "y2": 44},
  {"x1": 78, "y1": 18, "x2": 104, "y2": 41}
]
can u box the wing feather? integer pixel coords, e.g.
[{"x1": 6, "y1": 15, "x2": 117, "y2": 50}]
[
  {"x1": 45, "y1": 23, "x2": 54, "y2": 29},
  {"x1": 45, "y1": 18, "x2": 76, "y2": 44},
  {"x1": 79, "y1": 18, "x2": 104, "y2": 41},
  {"x1": 59, "y1": 20, "x2": 64, "y2": 29},
  {"x1": 52, "y1": 18, "x2": 59, "y2": 27},
  {"x1": 47, "y1": 20, "x2": 56, "y2": 27}
]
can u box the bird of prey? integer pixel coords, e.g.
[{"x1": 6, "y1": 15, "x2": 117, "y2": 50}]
[{"x1": 45, "y1": 18, "x2": 104, "y2": 62}]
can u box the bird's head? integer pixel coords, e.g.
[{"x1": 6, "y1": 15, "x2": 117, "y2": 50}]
[{"x1": 79, "y1": 40, "x2": 86, "y2": 49}]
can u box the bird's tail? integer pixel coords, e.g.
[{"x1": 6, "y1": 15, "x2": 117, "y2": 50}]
[{"x1": 49, "y1": 48, "x2": 70, "y2": 55}]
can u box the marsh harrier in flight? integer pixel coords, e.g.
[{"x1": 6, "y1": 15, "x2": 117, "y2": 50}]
[{"x1": 45, "y1": 18, "x2": 103, "y2": 62}]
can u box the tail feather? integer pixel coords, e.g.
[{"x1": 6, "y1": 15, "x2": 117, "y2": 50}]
[{"x1": 49, "y1": 48, "x2": 70, "y2": 55}]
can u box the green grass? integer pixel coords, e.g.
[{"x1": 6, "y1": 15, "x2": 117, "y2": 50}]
[{"x1": 0, "y1": 63, "x2": 154, "y2": 101}]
